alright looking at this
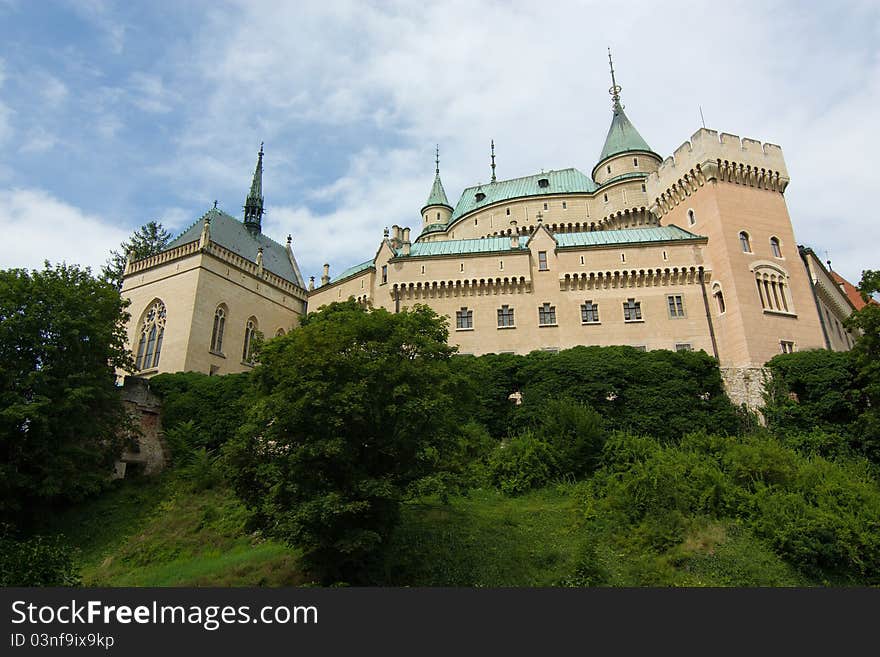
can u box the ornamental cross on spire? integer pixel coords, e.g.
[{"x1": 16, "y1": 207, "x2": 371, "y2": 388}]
[
  {"x1": 608, "y1": 47, "x2": 624, "y2": 113},
  {"x1": 490, "y1": 139, "x2": 497, "y2": 183},
  {"x1": 435, "y1": 144, "x2": 440, "y2": 175}
]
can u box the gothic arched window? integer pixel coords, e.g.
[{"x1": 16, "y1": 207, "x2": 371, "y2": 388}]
[
  {"x1": 712, "y1": 284, "x2": 726, "y2": 315},
  {"x1": 770, "y1": 236, "x2": 782, "y2": 258},
  {"x1": 242, "y1": 317, "x2": 258, "y2": 363},
  {"x1": 210, "y1": 304, "x2": 227, "y2": 354},
  {"x1": 739, "y1": 231, "x2": 752, "y2": 253},
  {"x1": 135, "y1": 299, "x2": 166, "y2": 371}
]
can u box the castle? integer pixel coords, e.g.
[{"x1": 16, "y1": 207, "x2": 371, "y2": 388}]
[{"x1": 119, "y1": 56, "x2": 860, "y2": 407}]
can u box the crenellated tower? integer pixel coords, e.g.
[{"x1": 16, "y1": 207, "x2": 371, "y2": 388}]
[{"x1": 646, "y1": 128, "x2": 824, "y2": 368}]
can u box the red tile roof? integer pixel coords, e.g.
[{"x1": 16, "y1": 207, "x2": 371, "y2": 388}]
[{"x1": 830, "y1": 271, "x2": 878, "y2": 310}]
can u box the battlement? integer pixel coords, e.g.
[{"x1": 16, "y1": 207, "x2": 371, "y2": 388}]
[{"x1": 646, "y1": 128, "x2": 790, "y2": 217}]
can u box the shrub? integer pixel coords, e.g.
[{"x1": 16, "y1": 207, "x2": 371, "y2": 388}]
[
  {"x1": 488, "y1": 432, "x2": 560, "y2": 496},
  {"x1": 532, "y1": 398, "x2": 606, "y2": 477},
  {"x1": 0, "y1": 525, "x2": 80, "y2": 586}
]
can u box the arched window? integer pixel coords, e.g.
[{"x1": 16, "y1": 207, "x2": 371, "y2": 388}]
[
  {"x1": 739, "y1": 231, "x2": 751, "y2": 253},
  {"x1": 712, "y1": 284, "x2": 726, "y2": 314},
  {"x1": 754, "y1": 265, "x2": 793, "y2": 314},
  {"x1": 242, "y1": 317, "x2": 258, "y2": 363},
  {"x1": 135, "y1": 299, "x2": 166, "y2": 371},
  {"x1": 275, "y1": 328, "x2": 285, "y2": 338},
  {"x1": 770, "y1": 236, "x2": 782, "y2": 258},
  {"x1": 210, "y1": 304, "x2": 226, "y2": 354},
  {"x1": 688, "y1": 209, "x2": 696, "y2": 226}
]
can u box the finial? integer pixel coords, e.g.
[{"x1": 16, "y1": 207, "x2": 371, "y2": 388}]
[
  {"x1": 435, "y1": 144, "x2": 440, "y2": 175},
  {"x1": 213, "y1": 199, "x2": 218, "y2": 209},
  {"x1": 259, "y1": 141, "x2": 264, "y2": 156},
  {"x1": 490, "y1": 140, "x2": 497, "y2": 183},
  {"x1": 287, "y1": 234, "x2": 292, "y2": 245},
  {"x1": 384, "y1": 226, "x2": 390, "y2": 238},
  {"x1": 607, "y1": 47, "x2": 623, "y2": 113}
]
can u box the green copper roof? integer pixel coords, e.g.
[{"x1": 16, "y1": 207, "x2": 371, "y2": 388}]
[
  {"x1": 555, "y1": 225, "x2": 705, "y2": 248},
  {"x1": 398, "y1": 235, "x2": 531, "y2": 258},
  {"x1": 424, "y1": 172, "x2": 451, "y2": 209},
  {"x1": 168, "y1": 207, "x2": 304, "y2": 287},
  {"x1": 598, "y1": 108, "x2": 654, "y2": 163},
  {"x1": 449, "y1": 168, "x2": 598, "y2": 223},
  {"x1": 335, "y1": 260, "x2": 374, "y2": 281}
]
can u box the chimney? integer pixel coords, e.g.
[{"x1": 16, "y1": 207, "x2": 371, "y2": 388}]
[
  {"x1": 401, "y1": 226, "x2": 412, "y2": 255},
  {"x1": 390, "y1": 224, "x2": 401, "y2": 249},
  {"x1": 402, "y1": 227, "x2": 411, "y2": 242},
  {"x1": 321, "y1": 263, "x2": 330, "y2": 286}
]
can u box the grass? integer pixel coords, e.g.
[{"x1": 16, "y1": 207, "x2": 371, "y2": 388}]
[{"x1": 41, "y1": 475, "x2": 814, "y2": 587}]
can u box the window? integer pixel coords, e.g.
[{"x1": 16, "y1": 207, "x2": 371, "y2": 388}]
[
  {"x1": 275, "y1": 328, "x2": 285, "y2": 337},
  {"x1": 662, "y1": 250, "x2": 668, "y2": 261},
  {"x1": 607, "y1": 165, "x2": 612, "y2": 174},
  {"x1": 641, "y1": 183, "x2": 646, "y2": 192},
  {"x1": 739, "y1": 231, "x2": 751, "y2": 253},
  {"x1": 780, "y1": 340, "x2": 795, "y2": 354},
  {"x1": 562, "y1": 201, "x2": 567, "y2": 209},
  {"x1": 210, "y1": 304, "x2": 226, "y2": 354},
  {"x1": 497, "y1": 305, "x2": 515, "y2": 328},
  {"x1": 381, "y1": 265, "x2": 388, "y2": 284},
  {"x1": 688, "y1": 209, "x2": 695, "y2": 226},
  {"x1": 755, "y1": 267, "x2": 793, "y2": 314},
  {"x1": 620, "y1": 253, "x2": 626, "y2": 263},
  {"x1": 603, "y1": 193, "x2": 608, "y2": 203},
  {"x1": 581, "y1": 301, "x2": 599, "y2": 324},
  {"x1": 714, "y1": 288, "x2": 726, "y2": 314},
  {"x1": 475, "y1": 192, "x2": 486, "y2": 202},
  {"x1": 633, "y1": 157, "x2": 639, "y2": 167},
  {"x1": 460, "y1": 262, "x2": 464, "y2": 272},
  {"x1": 579, "y1": 255, "x2": 585, "y2": 265},
  {"x1": 242, "y1": 317, "x2": 258, "y2": 363},
  {"x1": 543, "y1": 202, "x2": 548, "y2": 210},
  {"x1": 675, "y1": 343, "x2": 693, "y2": 352},
  {"x1": 436, "y1": 212, "x2": 440, "y2": 221},
  {"x1": 538, "y1": 178, "x2": 549, "y2": 188},
  {"x1": 667, "y1": 295, "x2": 685, "y2": 318},
  {"x1": 506, "y1": 208, "x2": 510, "y2": 216},
  {"x1": 474, "y1": 218, "x2": 478, "y2": 226},
  {"x1": 623, "y1": 298, "x2": 642, "y2": 322},
  {"x1": 456, "y1": 307, "x2": 473, "y2": 330},
  {"x1": 632, "y1": 345, "x2": 647, "y2": 352},
  {"x1": 135, "y1": 299, "x2": 166, "y2": 371},
  {"x1": 770, "y1": 236, "x2": 782, "y2": 258},
  {"x1": 499, "y1": 260, "x2": 503, "y2": 271},
  {"x1": 538, "y1": 251, "x2": 548, "y2": 271},
  {"x1": 538, "y1": 303, "x2": 557, "y2": 326}
]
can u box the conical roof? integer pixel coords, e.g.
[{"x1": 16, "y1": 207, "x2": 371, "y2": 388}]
[
  {"x1": 423, "y1": 172, "x2": 451, "y2": 209},
  {"x1": 598, "y1": 107, "x2": 653, "y2": 162}
]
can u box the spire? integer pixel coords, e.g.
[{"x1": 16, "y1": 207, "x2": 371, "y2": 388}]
[
  {"x1": 608, "y1": 48, "x2": 623, "y2": 114},
  {"x1": 423, "y1": 144, "x2": 451, "y2": 209},
  {"x1": 244, "y1": 142, "x2": 264, "y2": 235},
  {"x1": 597, "y1": 51, "x2": 654, "y2": 164},
  {"x1": 490, "y1": 140, "x2": 497, "y2": 183}
]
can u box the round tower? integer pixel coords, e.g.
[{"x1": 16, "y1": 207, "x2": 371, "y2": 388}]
[
  {"x1": 591, "y1": 51, "x2": 661, "y2": 186},
  {"x1": 420, "y1": 145, "x2": 453, "y2": 236}
]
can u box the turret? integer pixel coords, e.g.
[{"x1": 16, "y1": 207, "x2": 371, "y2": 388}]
[
  {"x1": 420, "y1": 145, "x2": 453, "y2": 232},
  {"x1": 592, "y1": 50, "x2": 661, "y2": 185},
  {"x1": 244, "y1": 143, "x2": 264, "y2": 235}
]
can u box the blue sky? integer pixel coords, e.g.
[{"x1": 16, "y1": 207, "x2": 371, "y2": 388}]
[{"x1": 0, "y1": 0, "x2": 877, "y2": 285}]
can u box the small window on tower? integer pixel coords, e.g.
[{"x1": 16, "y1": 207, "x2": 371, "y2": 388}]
[
  {"x1": 770, "y1": 236, "x2": 782, "y2": 258},
  {"x1": 606, "y1": 165, "x2": 612, "y2": 174},
  {"x1": 633, "y1": 157, "x2": 639, "y2": 167},
  {"x1": 688, "y1": 209, "x2": 696, "y2": 226},
  {"x1": 543, "y1": 203, "x2": 548, "y2": 211},
  {"x1": 562, "y1": 201, "x2": 567, "y2": 209},
  {"x1": 603, "y1": 193, "x2": 608, "y2": 203},
  {"x1": 538, "y1": 178, "x2": 549, "y2": 188},
  {"x1": 475, "y1": 192, "x2": 486, "y2": 202},
  {"x1": 436, "y1": 212, "x2": 440, "y2": 221},
  {"x1": 641, "y1": 183, "x2": 646, "y2": 192}
]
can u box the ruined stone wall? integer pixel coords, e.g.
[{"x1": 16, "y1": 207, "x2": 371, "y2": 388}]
[
  {"x1": 114, "y1": 376, "x2": 168, "y2": 478},
  {"x1": 721, "y1": 366, "x2": 769, "y2": 418}
]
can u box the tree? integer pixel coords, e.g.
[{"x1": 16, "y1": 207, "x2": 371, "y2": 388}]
[
  {"x1": 0, "y1": 263, "x2": 133, "y2": 526},
  {"x1": 844, "y1": 269, "x2": 880, "y2": 461},
  {"x1": 224, "y1": 300, "x2": 458, "y2": 584},
  {"x1": 102, "y1": 220, "x2": 171, "y2": 289}
]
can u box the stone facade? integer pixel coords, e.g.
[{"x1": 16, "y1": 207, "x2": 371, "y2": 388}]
[{"x1": 114, "y1": 376, "x2": 168, "y2": 478}]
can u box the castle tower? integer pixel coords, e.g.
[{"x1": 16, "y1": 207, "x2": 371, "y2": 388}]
[
  {"x1": 646, "y1": 129, "x2": 825, "y2": 369},
  {"x1": 244, "y1": 143, "x2": 264, "y2": 235},
  {"x1": 420, "y1": 145, "x2": 453, "y2": 235},
  {"x1": 592, "y1": 50, "x2": 662, "y2": 187}
]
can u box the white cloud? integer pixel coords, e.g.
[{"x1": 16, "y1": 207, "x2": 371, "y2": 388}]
[
  {"x1": 0, "y1": 188, "x2": 129, "y2": 272},
  {"x1": 127, "y1": 72, "x2": 174, "y2": 114},
  {"x1": 20, "y1": 127, "x2": 58, "y2": 154}
]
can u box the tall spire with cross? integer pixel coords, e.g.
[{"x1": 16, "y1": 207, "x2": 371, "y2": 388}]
[
  {"x1": 244, "y1": 142, "x2": 264, "y2": 235},
  {"x1": 490, "y1": 139, "x2": 497, "y2": 183}
]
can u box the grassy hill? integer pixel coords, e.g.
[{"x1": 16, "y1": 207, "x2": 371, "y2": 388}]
[{"x1": 44, "y1": 474, "x2": 811, "y2": 587}]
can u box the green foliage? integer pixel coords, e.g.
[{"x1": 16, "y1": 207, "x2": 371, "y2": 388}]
[
  {"x1": 844, "y1": 269, "x2": 880, "y2": 461},
  {"x1": 581, "y1": 431, "x2": 880, "y2": 584},
  {"x1": 102, "y1": 220, "x2": 171, "y2": 289},
  {"x1": 150, "y1": 371, "x2": 253, "y2": 452},
  {"x1": 0, "y1": 524, "x2": 80, "y2": 586},
  {"x1": 0, "y1": 263, "x2": 132, "y2": 526},
  {"x1": 224, "y1": 300, "x2": 458, "y2": 584},
  {"x1": 532, "y1": 398, "x2": 606, "y2": 477},
  {"x1": 488, "y1": 432, "x2": 560, "y2": 496}
]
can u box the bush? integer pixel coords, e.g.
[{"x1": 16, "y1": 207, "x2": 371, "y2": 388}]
[
  {"x1": 0, "y1": 525, "x2": 80, "y2": 586},
  {"x1": 532, "y1": 398, "x2": 606, "y2": 477},
  {"x1": 488, "y1": 432, "x2": 560, "y2": 496}
]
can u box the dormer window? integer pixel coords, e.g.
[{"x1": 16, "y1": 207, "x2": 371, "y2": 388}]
[
  {"x1": 538, "y1": 178, "x2": 549, "y2": 188},
  {"x1": 475, "y1": 192, "x2": 486, "y2": 202}
]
